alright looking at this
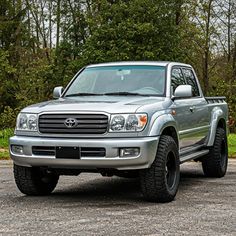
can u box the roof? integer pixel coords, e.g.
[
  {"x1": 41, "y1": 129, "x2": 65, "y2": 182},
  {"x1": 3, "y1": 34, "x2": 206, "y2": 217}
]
[{"x1": 87, "y1": 61, "x2": 191, "y2": 68}]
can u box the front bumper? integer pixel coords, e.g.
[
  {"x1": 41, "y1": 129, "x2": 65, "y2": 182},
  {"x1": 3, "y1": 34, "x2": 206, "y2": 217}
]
[{"x1": 10, "y1": 136, "x2": 159, "y2": 170}]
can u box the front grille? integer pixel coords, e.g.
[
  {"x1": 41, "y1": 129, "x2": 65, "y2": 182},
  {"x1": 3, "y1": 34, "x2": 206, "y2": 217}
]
[
  {"x1": 39, "y1": 114, "x2": 108, "y2": 134},
  {"x1": 32, "y1": 146, "x2": 106, "y2": 157}
]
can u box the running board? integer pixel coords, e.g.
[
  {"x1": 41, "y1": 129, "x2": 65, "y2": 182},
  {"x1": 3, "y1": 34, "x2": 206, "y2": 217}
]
[{"x1": 180, "y1": 149, "x2": 209, "y2": 164}]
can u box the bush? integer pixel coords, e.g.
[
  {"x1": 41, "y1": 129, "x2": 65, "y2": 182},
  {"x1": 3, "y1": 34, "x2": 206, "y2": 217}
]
[
  {"x1": 228, "y1": 133, "x2": 236, "y2": 158},
  {"x1": 0, "y1": 106, "x2": 19, "y2": 129},
  {"x1": 0, "y1": 128, "x2": 14, "y2": 148}
]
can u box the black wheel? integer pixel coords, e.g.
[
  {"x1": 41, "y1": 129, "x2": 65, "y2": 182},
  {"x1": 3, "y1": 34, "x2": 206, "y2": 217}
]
[
  {"x1": 202, "y1": 127, "x2": 228, "y2": 177},
  {"x1": 140, "y1": 135, "x2": 180, "y2": 203},
  {"x1": 14, "y1": 164, "x2": 59, "y2": 195}
]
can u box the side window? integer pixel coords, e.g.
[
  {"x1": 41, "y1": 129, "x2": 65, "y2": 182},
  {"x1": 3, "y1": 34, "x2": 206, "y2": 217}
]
[
  {"x1": 171, "y1": 68, "x2": 185, "y2": 95},
  {"x1": 182, "y1": 69, "x2": 200, "y2": 97}
]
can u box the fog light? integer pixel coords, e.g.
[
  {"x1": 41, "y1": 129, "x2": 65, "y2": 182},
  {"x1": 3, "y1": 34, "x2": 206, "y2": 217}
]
[
  {"x1": 11, "y1": 145, "x2": 24, "y2": 154},
  {"x1": 120, "y1": 148, "x2": 140, "y2": 157}
]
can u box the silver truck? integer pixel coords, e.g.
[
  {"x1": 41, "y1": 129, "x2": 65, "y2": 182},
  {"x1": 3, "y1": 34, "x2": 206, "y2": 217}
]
[{"x1": 10, "y1": 61, "x2": 228, "y2": 202}]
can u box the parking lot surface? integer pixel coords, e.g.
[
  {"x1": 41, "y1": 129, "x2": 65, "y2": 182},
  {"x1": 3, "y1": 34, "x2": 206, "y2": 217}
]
[{"x1": 0, "y1": 160, "x2": 236, "y2": 235}]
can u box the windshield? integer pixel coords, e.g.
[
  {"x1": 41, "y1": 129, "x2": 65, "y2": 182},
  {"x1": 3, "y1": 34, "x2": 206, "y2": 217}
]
[{"x1": 64, "y1": 65, "x2": 166, "y2": 97}]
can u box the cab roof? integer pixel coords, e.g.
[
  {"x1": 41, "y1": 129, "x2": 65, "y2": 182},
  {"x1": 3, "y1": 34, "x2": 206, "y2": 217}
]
[{"x1": 87, "y1": 61, "x2": 191, "y2": 68}]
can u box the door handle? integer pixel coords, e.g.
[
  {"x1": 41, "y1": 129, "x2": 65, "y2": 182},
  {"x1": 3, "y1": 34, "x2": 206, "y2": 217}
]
[{"x1": 190, "y1": 106, "x2": 196, "y2": 112}]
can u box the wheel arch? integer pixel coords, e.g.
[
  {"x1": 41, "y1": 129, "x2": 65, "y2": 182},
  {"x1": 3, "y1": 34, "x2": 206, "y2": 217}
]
[
  {"x1": 217, "y1": 118, "x2": 227, "y2": 131},
  {"x1": 161, "y1": 126, "x2": 179, "y2": 149},
  {"x1": 149, "y1": 114, "x2": 179, "y2": 148},
  {"x1": 207, "y1": 107, "x2": 227, "y2": 147}
]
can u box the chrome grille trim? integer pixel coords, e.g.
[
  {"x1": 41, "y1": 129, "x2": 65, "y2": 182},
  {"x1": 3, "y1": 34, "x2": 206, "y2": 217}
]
[{"x1": 39, "y1": 114, "x2": 109, "y2": 134}]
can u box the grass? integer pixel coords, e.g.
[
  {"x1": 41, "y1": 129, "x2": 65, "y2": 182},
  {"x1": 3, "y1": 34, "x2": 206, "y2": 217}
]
[
  {"x1": 0, "y1": 128, "x2": 235, "y2": 160},
  {"x1": 228, "y1": 133, "x2": 236, "y2": 158},
  {"x1": 0, "y1": 150, "x2": 9, "y2": 160},
  {"x1": 0, "y1": 128, "x2": 14, "y2": 160},
  {"x1": 0, "y1": 128, "x2": 14, "y2": 148}
]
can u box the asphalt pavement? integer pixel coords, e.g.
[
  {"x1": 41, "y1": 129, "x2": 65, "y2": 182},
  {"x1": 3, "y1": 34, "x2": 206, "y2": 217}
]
[{"x1": 0, "y1": 160, "x2": 236, "y2": 236}]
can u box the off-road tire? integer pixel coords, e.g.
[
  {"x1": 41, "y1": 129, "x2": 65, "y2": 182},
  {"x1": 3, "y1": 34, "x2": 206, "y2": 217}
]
[
  {"x1": 14, "y1": 164, "x2": 59, "y2": 195},
  {"x1": 202, "y1": 127, "x2": 228, "y2": 177},
  {"x1": 140, "y1": 135, "x2": 180, "y2": 203}
]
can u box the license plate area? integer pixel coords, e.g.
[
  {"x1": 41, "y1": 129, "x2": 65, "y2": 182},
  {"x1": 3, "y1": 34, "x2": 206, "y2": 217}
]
[{"x1": 56, "y1": 147, "x2": 80, "y2": 159}]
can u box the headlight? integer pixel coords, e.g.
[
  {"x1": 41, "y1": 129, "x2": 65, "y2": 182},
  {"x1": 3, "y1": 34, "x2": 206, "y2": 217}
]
[
  {"x1": 16, "y1": 113, "x2": 38, "y2": 131},
  {"x1": 109, "y1": 114, "x2": 147, "y2": 132}
]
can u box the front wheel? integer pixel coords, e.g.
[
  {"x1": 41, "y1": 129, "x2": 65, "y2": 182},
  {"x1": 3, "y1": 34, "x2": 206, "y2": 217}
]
[
  {"x1": 202, "y1": 127, "x2": 228, "y2": 177},
  {"x1": 14, "y1": 164, "x2": 59, "y2": 195},
  {"x1": 140, "y1": 135, "x2": 180, "y2": 203}
]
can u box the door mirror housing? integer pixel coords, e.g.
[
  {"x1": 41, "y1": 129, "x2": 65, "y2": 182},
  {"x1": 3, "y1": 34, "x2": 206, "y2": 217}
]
[
  {"x1": 53, "y1": 86, "x2": 64, "y2": 98},
  {"x1": 172, "y1": 85, "x2": 192, "y2": 100}
]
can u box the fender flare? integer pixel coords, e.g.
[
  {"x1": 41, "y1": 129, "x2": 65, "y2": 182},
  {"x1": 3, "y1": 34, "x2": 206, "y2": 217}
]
[
  {"x1": 207, "y1": 107, "x2": 227, "y2": 147},
  {"x1": 149, "y1": 113, "x2": 179, "y2": 143}
]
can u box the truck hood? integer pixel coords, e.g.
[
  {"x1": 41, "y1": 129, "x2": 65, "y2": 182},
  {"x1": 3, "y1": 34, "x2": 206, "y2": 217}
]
[{"x1": 22, "y1": 96, "x2": 166, "y2": 114}]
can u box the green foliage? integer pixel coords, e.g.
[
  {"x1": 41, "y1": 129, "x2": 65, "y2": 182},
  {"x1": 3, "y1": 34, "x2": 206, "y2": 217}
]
[
  {"x1": 0, "y1": 150, "x2": 9, "y2": 160},
  {"x1": 0, "y1": 106, "x2": 20, "y2": 129},
  {"x1": 209, "y1": 62, "x2": 236, "y2": 126},
  {"x1": 83, "y1": 0, "x2": 183, "y2": 63},
  {"x1": 0, "y1": 50, "x2": 18, "y2": 113},
  {"x1": 0, "y1": 128, "x2": 13, "y2": 159},
  {"x1": 228, "y1": 134, "x2": 236, "y2": 158},
  {"x1": 0, "y1": 0, "x2": 236, "y2": 129},
  {"x1": 0, "y1": 128, "x2": 14, "y2": 148}
]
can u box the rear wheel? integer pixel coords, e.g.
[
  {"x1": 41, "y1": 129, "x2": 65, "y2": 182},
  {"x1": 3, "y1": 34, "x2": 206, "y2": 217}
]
[
  {"x1": 14, "y1": 164, "x2": 59, "y2": 195},
  {"x1": 202, "y1": 127, "x2": 228, "y2": 177},
  {"x1": 140, "y1": 135, "x2": 180, "y2": 203}
]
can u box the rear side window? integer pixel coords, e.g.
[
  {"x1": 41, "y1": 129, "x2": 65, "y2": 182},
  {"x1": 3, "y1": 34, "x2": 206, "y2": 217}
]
[
  {"x1": 171, "y1": 68, "x2": 185, "y2": 95},
  {"x1": 182, "y1": 69, "x2": 200, "y2": 97}
]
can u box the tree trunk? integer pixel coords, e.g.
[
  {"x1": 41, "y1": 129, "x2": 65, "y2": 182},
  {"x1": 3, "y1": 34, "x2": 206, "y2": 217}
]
[
  {"x1": 232, "y1": 39, "x2": 236, "y2": 81},
  {"x1": 68, "y1": 0, "x2": 79, "y2": 59},
  {"x1": 55, "y1": 0, "x2": 61, "y2": 63},
  {"x1": 175, "y1": 0, "x2": 183, "y2": 25},
  {"x1": 227, "y1": 0, "x2": 231, "y2": 62},
  {"x1": 49, "y1": 0, "x2": 52, "y2": 50},
  {"x1": 203, "y1": 0, "x2": 213, "y2": 94}
]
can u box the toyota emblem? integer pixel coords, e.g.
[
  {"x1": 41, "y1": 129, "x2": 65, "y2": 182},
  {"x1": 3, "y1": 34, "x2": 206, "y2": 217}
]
[{"x1": 64, "y1": 118, "x2": 78, "y2": 128}]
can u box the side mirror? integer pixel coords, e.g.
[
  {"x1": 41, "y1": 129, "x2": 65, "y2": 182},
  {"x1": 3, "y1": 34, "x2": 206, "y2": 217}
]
[
  {"x1": 172, "y1": 85, "x2": 192, "y2": 100},
  {"x1": 53, "y1": 86, "x2": 64, "y2": 98}
]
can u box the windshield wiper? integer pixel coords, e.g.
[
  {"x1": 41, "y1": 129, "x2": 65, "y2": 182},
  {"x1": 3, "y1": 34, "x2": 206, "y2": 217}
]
[
  {"x1": 65, "y1": 93, "x2": 103, "y2": 97},
  {"x1": 65, "y1": 92, "x2": 151, "y2": 97},
  {"x1": 103, "y1": 92, "x2": 150, "y2": 96}
]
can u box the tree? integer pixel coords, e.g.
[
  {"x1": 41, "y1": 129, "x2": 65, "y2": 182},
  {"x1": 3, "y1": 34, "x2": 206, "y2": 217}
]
[
  {"x1": 1, "y1": 0, "x2": 236, "y2": 128},
  {"x1": 82, "y1": 0, "x2": 185, "y2": 63}
]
